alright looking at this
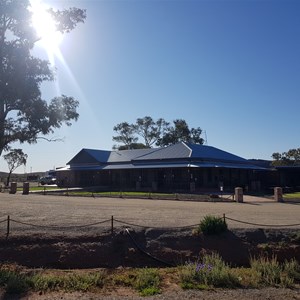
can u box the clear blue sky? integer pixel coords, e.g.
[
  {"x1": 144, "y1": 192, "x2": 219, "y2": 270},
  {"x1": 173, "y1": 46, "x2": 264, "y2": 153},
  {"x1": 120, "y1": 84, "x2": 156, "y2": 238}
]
[{"x1": 1, "y1": 0, "x2": 300, "y2": 174}]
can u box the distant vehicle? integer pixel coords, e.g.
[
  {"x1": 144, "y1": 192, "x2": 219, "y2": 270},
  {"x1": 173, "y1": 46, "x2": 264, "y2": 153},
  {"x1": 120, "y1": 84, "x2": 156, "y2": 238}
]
[{"x1": 39, "y1": 176, "x2": 56, "y2": 185}]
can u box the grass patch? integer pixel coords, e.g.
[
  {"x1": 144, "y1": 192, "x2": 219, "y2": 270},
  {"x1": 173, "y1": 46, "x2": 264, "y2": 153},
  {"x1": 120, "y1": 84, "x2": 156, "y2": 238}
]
[
  {"x1": 283, "y1": 192, "x2": 300, "y2": 199},
  {"x1": 31, "y1": 271, "x2": 106, "y2": 292},
  {"x1": 0, "y1": 259, "x2": 299, "y2": 295},
  {"x1": 16, "y1": 186, "x2": 60, "y2": 192},
  {"x1": 67, "y1": 191, "x2": 179, "y2": 198},
  {"x1": 0, "y1": 266, "x2": 107, "y2": 294}
]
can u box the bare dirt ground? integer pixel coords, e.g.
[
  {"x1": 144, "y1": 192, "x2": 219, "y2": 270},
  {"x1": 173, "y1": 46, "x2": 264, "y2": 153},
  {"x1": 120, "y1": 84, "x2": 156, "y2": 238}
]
[
  {"x1": 1, "y1": 287, "x2": 299, "y2": 300},
  {"x1": 0, "y1": 193, "x2": 299, "y2": 299}
]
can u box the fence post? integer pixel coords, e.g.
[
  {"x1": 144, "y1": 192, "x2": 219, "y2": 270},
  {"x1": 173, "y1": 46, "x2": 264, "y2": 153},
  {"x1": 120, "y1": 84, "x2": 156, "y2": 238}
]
[
  {"x1": 111, "y1": 215, "x2": 114, "y2": 235},
  {"x1": 235, "y1": 187, "x2": 243, "y2": 203},
  {"x1": 6, "y1": 215, "x2": 10, "y2": 239},
  {"x1": 23, "y1": 182, "x2": 30, "y2": 195},
  {"x1": 274, "y1": 187, "x2": 283, "y2": 202},
  {"x1": 10, "y1": 182, "x2": 17, "y2": 194},
  {"x1": 223, "y1": 213, "x2": 226, "y2": 223}
]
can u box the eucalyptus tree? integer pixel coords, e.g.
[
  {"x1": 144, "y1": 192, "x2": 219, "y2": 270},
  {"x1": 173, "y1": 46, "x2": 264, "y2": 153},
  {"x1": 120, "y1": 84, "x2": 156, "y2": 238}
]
[
  {"x1": 157, "y1": 119, "x2": 204, "y2": 147},
  {"x1": 113, "y1": 117, "x2": 204, "y2": 149},
  {"x1": 112, "y1": 122, "x2": 138, "y2": 150},
  {"x1": 134, "y1": 116, "x2": 169, "y2": 148},
  {"x1": 0, "y1": 0, "x2": 86, "y2": 156},
  {"x1": 3, "y1": 148, "x2": 27, "y2": 186}
]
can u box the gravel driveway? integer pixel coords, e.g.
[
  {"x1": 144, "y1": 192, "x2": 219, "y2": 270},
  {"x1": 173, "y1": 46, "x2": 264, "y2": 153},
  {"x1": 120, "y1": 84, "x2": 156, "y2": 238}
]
[{"x1": 0, "y1": 193, "x2": 299, "y2": 237}]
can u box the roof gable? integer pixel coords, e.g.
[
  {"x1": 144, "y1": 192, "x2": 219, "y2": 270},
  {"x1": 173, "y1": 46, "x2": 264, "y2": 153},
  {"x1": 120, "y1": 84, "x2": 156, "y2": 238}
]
[{"x1": 67, "y1": 149, "x2": 111, "y2": 165}]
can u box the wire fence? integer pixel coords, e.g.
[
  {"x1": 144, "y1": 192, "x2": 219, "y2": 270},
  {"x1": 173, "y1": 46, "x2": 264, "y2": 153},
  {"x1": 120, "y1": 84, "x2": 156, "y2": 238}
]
[{"x1": 1, "y1": 214, "x2": 300, "y2": 239}]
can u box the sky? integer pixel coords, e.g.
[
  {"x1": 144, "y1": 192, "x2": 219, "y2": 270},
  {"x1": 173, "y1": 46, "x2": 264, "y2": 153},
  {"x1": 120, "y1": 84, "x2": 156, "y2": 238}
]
[{"x1": 1, "y1": 0, "x2": 300, "y2": 174}]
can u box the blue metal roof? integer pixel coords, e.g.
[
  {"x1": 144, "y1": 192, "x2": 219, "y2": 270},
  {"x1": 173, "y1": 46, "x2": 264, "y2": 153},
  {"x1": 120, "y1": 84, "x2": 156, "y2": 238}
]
[
  {"x1": 186, "y1": 143, "x2": 248, "y2": 163},
  {"x1": 132, "y1": 143, "x2": 192, "y2": 161},
  {"x1": 67, "y1": 149, "x2": 111, "y2": 165},
  {"x1": 65, "y1": 142, "x2": 266, "y2": 170}
]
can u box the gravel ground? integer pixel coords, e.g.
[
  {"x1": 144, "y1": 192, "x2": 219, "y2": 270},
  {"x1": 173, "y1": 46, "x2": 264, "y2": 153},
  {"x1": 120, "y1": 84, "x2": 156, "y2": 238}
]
[
  {"x1": 0, "y1": 193, "x2": 300, "y2": 299},
  {"x1": 0, "y1": 193, "x2": 299, "y2": 236},
  {"x1": 1, "y1": 287, "x2": 299, "y2": 300}
]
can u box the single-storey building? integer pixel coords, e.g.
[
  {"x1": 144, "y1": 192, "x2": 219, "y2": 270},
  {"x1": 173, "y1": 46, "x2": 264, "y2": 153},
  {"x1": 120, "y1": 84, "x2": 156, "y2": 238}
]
[{"x1": 56, "y1": 142, "x2": 271, "y2": 193}]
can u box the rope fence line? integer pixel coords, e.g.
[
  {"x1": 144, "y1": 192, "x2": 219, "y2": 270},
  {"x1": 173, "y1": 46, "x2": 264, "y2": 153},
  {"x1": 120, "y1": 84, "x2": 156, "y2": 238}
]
[
  {"x1": 1, "y1": 214, "x2": 300, "y2": 238},
  {"x1": 10, "y1": 218, "x2": 111, "y2": 229},
  {"x1": 224, "y1": 216, "x2": 300, "y2": 227},
  {"x1": 114, "y1": 218, "x2": 200, "y2": 229}
]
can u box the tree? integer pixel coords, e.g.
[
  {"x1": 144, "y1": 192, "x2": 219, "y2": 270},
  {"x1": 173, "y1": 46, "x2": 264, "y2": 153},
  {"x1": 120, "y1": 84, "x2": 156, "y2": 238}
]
[
  {"x1": 272, "y1": 148, "x2": 300, "y2": 166},
  {"x1": 134, "y1": 116, "x2": 169, "y2": 147},
  {"x1": 3, "y1": 148, "x2": 27, "y2": 186},
  {"x1": 112, "y1": 122, "x2": 138, "y2": 150},
  {"x1": 0, "y1": 0, "x2": 86, "y2": 156},
  {"x1": 115, "y1": 143, "x2": 149, "y2": 150},
  {"x1": 112, "y1": 117, "x2": 204, "y2": 149},
  {"x1": 157, "y1": 119, "x2": 204, "y2": 147}
]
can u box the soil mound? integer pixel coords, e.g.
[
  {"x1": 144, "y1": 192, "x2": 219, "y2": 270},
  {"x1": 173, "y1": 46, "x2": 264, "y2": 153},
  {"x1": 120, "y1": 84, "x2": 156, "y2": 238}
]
[{"x1": 0, "y1": 228, "x2": 299, "y2": 268}]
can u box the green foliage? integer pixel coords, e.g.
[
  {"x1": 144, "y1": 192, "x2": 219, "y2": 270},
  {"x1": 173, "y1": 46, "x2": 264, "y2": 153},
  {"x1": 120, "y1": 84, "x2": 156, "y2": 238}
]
[
  {"x1": 198, "y1": 215, "x2": 227, "y2": 235},
  {"x1": 3, "y1": 149, "x2": 28, "y2": 186},
  {"x1": 0, "y1": 269, "x2": 30, "y2": 294},
  {"x1": 0, "y1": 0, "x2": 86, "y2": 156},
  {"x1": 63, "y1": 272, "x2": 106, "y2": 291},
  {"x1": 31, "y1": 272, "x2": 106, "y2": 292},
  {"x1": 250, "y1": 256, "x2": 300, "y2": 287},
  {"x1": 0, "y1": 266, "x2": 106, "y2": 294},
  {"x1": 180, "y1": 253, "x2": 240, "y2": 289},
  {"x1": 112, "y1": 116, "x2": 204, "y2": 149},
  {"x1": 30, "y1": 273, "x2": 64, "y2": 291},
  {"x1": 134, "y1": 268, "x2": 161, "y2": 296},
  {"x1": 157, "y1": 119, "x2": 204, "y2": 147},
  {"x1": 271, "y1": 148, "x2": 300, "y2": 166},
  {"x1": 284, "y1": 192, "x2": 300, "y2": 199}
]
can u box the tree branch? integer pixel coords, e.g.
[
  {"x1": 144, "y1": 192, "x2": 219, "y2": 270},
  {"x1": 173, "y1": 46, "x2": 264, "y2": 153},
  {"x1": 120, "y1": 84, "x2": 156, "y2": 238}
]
[{"x1": 36, "y1": 136, "x2": 65, "y2": 142}]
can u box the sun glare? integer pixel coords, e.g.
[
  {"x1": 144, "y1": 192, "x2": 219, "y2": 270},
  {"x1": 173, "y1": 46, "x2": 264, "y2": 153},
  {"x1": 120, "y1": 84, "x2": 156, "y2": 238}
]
[{"x1": 30, "y1": 0, "x2": 63, "y2": 55}]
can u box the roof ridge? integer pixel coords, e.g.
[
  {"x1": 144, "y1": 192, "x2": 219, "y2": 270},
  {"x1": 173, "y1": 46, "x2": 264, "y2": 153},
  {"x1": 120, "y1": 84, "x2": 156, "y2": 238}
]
[
  {"x1": 181, "y1": 142, "x2": 193, "y2": 157},
  {"x1": 130, "y1": 147, "x2": 162, "y2": 160}
]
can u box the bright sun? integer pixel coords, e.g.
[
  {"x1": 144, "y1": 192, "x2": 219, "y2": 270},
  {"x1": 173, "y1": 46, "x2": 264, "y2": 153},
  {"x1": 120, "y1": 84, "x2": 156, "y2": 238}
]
[{"x1": 30, "y1": 0, "x2": 63, "y2": 54}]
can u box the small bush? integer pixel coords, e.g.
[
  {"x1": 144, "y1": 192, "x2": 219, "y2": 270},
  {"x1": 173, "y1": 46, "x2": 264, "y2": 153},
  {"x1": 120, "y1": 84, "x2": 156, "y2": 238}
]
[
  {"x1": 134, "y1": 268, "x2": 161, "y2": 296},
  {"x1": 250, "y1": 256, "x2": 300, "y2": 287},
  {"x1": 283, "y1": 258, "x2": 300, "y2": 283},
  {"x1": 199, "y1": 215, "x2": 227, "y2": 235},
  {"x1": 31, "y1": 274, "x2": 64, "y2": 291},
  {"x1": 180, "y1": 253, "x2": 240, "y2": 289}
]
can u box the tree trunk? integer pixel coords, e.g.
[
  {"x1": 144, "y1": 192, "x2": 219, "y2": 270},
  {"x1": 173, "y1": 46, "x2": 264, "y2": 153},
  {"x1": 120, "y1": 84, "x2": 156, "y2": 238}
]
[{"x1": 6, "y1": 171, "x2": 12, "y2": 187}]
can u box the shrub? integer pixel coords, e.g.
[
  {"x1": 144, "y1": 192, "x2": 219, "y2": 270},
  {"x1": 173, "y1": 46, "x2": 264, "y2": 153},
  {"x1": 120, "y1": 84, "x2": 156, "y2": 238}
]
[
  {"x1": 250, "y1": 256, "x2": 300, "y2": 287},
  {"x1": 0, "y1": 267, "x2": 107, "y2": 294},
  {"x1": 283, "y1": 258, "x2": 300, "y2": 283},
  {"x1": 134, "y1": 268, "x2": 161, "y2": 296},
  {"x1": 199, "y1": 215, "x2": 227, "y2": 235},
  {"x1": 180, "y1": 253, "x2": 240, "y2": 289},
  {"x1": 0, "y1": 269, "x2": 30, "y2": 294}
]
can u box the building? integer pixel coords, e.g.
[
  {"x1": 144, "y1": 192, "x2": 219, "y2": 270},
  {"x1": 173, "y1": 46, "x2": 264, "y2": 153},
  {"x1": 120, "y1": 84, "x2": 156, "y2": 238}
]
[{"x1": 56, "y1": 142, "x2": 270, "y2": 193}]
